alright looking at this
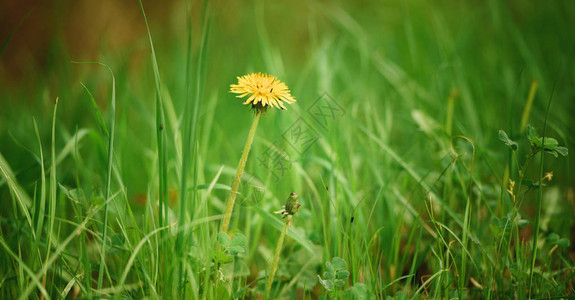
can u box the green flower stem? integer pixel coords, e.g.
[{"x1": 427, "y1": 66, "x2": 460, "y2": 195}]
[
  {"x1": 221, "y1": 112, "x2": 261, "y2": 233},
  {"x1": 266, "y1": 219, "x2": 289, "y2": 297}
]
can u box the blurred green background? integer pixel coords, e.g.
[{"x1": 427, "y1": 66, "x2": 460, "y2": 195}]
[
  {"x1": 2, "y1": 0, "x2": 574, "y2": 200},
  {"x1": 1, "y1": 0, "x2": 574, "y2": 298}
]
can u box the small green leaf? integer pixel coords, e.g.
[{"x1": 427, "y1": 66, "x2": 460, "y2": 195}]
[
  {"x1": 547, "y1": 233, "x2": 560, "y2": 244},
  {"x1": 498, "y1": 130, "x2": 518, "y2": 151},
  {"x1": 533, "y1": 136, "x2": 560, "y2": 152},
  {"x1": 556, "y1": 238, "x2": 570, "y2": 248},
  {"x1": 334, "y1": 279, "x2": 345, "y2": 287},
  {"x1": 555, "y1": 147, "x2": 568, "y2": 157},
  {"x1": 323, "y1": 271, "x2": 335, "y2": 280},
  {"x1": 213, "y1": 250, "x2": 233, "y2": 264},
  {"x1": 230, "y1": 233, "x2": 247, "y2": 248},
  {"x1": 336, "y1": 270, "x2": 350, "y2": 280},
  {"x1": 543, "y1": 137, "x2": 558, "y2": 149},
  {"x1": 332, "y1": 257, "x2": 347, "y2": 270},
  {"x1": 217, "y1": 231, "x2": 231, "y2": 248},
  {"x1": 318, "y1": 275, "x2": 333, "y2": 291},
  {"x1": 498, "y1": 130, "x2": 509, "y2": 143},
  {"x1": 326, "y1": 261, "x2": 335, "y2": 273},
  {"x1": 228, "y1": 245, "x2": 245, "y2": 256},
  {"x1": 533, "y1": 136, "x2": 544, "y2": 148}
]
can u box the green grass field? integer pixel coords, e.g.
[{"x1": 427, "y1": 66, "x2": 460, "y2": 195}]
[{"x1": 1, "y1": 0, "x2": 574, "y2": 298}]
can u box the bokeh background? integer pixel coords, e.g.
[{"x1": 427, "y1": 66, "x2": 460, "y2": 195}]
[
  {"x1": 1, "y1": 0, "x2": 574, "y2": 298},
  {"x1": 2, "y1": 0, "x2": 574, "y2": 200}
]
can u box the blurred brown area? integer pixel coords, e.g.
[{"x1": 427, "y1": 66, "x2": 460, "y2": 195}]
[{"x1": 0, "y1": 0, "x2": 178, "y2": 94}]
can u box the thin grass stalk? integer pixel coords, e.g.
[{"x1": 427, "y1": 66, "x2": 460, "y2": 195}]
[
  {"x1": 520, "y1": 79, "x2": 538, "y2": 134},
  {"x1": 20, "y1": 196, "x2": 110, "y2": 299},
  {"x1": 136, "y1": 0, "x2": 169, "y2": 293},
  {"x1": 32, "y1": 118, "x2": 46, "y2": 270},
  {"x1": 0, "y1": 236, "x2": 49, "y2": 298},
  {"x1": 98, "y1": 65, "x2": 116, "y2": 292},
  {"x1": 176, "y1": 0, "x2": 211, "y2": 295},
  {"x1": 44, "y1": 98, "x2": 59, "y2": 295},
  {"x1": 155, "y1": 90, "x2": 169, "y2": 293},
  {"x1": 73, "y1": 131, "x2": 93, "y2": 299},
  {"x1": 529, "y1": 85, "x2": 554, "y2": 298},
  {"x1": 528, "y1": 144, "x2": 544, "y2": 297},
  {"x1": 175, "y1": 0, "x2": 195, "y2": 292}
]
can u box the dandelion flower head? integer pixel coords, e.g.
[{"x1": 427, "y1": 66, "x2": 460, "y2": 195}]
[{"x1": 230, "y1": 72, "x2": 296, "y2": 113}]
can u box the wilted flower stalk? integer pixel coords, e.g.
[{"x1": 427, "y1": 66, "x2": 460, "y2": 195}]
[
  {"x1": 221, "y1": 73, "x2": 296, "y2": 233},
  {"x1": 266, "y1": 192, "x2": 301, "y2": 296}
]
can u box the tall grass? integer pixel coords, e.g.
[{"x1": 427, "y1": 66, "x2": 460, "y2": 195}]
[{"x1": 0, "y1": 0, "x2": 574, "y2": 299}]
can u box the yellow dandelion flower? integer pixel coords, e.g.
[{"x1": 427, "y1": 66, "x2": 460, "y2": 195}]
[
  {"x1": 230, "y1": 72, "x2": 296, "y2": 112},
  {"x1": 221, "y1": 73, "x2": 296, "y2": 233}
]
